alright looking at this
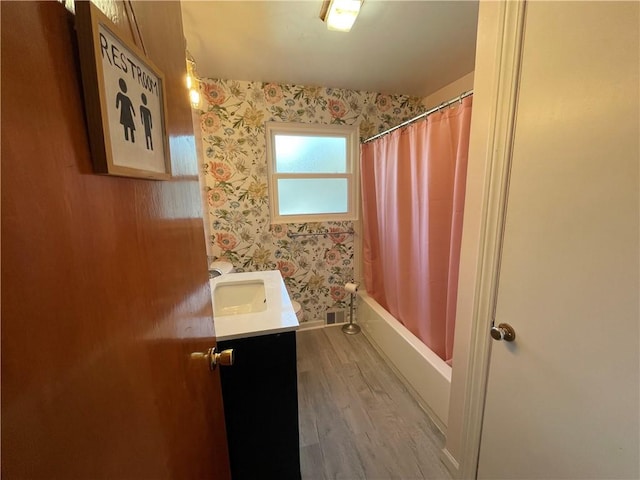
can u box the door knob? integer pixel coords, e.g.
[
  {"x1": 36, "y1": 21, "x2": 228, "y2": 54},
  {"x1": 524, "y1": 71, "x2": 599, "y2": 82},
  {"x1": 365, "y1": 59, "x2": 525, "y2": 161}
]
[
  {"x1": 211, "y1": 348, "x2": 234, "y2": 369},
  {"x1": 490, "y1": 323, "x2": 516, "y2": 342},
  {"x1": 191, "y1": 347, "x2": 235, "y2": 370}
]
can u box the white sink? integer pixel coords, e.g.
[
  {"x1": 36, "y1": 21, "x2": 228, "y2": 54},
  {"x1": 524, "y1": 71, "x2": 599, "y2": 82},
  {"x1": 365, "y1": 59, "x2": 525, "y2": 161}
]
[
  {"x1": 210, "y1": 270, "x2": 299, "y2": 341},
  {"x1": 214, "y1": 280, "x2": 266, "y2": 316}
]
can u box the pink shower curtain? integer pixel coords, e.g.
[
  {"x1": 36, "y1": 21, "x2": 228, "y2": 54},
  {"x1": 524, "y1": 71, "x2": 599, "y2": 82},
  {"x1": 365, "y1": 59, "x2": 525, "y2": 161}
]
[{"x1": 361, "y1": 96, "x2": 472, "y2": 363}]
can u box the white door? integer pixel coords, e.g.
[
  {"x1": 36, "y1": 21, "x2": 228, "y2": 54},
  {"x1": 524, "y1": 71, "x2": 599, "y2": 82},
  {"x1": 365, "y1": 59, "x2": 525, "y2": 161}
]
[{"x1": 477, "y1": 1, "x2": 639, "y2": 478}]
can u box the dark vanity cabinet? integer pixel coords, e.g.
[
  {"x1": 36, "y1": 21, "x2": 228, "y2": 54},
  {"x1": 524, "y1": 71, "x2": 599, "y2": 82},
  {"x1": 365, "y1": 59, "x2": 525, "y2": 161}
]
[{"x1": 218, "y1": 331, "x2": 301, "y2": 479}]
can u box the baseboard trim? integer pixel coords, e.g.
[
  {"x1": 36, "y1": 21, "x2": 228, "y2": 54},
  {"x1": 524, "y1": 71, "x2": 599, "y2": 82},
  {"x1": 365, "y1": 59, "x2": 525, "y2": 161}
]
[
  {"x1": 297, "y1": 320, "x2": 325, "y2": 331},
  {"x1": 441, "y1": 447, "x2": 460, "y2": 477}
]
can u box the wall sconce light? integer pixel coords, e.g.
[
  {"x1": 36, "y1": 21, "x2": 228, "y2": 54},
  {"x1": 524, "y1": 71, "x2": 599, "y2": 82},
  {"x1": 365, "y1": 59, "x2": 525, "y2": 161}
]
[
  {"x1": 185, "y1": 51, "x2": 200, "y2": 109},
  {"x1": 320, "y1": 0, "x2": 363, "y2": 32},
  {"x1": 188, "y1": 88, "x2": 200, "y2": 109}
]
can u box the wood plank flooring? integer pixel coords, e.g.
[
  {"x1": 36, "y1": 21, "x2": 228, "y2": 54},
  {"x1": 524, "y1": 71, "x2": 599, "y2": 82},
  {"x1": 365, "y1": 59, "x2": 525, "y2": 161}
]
[{"x1": 297, "y1": 327, "x2": 452, "y2": 480}]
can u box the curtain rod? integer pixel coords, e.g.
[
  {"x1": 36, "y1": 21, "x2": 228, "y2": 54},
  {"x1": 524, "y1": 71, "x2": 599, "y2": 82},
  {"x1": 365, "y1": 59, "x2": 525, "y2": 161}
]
[{"x1": 362, "y1": 90, "x2": 474, "y2": 144}]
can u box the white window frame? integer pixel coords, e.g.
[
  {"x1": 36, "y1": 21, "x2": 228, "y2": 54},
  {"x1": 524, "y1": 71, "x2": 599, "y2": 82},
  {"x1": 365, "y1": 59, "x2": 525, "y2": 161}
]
[{"x1": 265, "y1": 122, "x2": 359, "y2": 224}]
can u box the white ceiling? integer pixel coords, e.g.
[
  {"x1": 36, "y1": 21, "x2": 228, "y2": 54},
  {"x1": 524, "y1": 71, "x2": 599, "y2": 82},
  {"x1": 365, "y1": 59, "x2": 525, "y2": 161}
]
[{"x1": 180, "y1": 1, "x2": 479, "y2": 98}]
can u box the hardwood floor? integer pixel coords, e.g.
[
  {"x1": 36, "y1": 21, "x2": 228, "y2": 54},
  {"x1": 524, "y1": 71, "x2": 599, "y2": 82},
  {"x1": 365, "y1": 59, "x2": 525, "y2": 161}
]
[{"x1": 297, "y1": 327, "x2": 452, "y2": 480}]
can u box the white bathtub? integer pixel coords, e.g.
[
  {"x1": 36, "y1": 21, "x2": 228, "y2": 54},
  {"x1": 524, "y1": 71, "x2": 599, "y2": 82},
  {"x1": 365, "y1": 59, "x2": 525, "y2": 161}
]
[{"x1": 357, "y1": 291, "x2": 451, "y2": 432}]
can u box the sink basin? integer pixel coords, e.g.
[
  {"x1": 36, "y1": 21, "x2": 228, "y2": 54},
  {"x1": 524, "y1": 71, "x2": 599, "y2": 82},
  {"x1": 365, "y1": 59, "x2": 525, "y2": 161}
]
[
  {"x1": 210, "y1": 270, "x2": 299, "y2": 341},
  {"x1": 213, "y1": 280, "x2": 266, "y2": 316}
]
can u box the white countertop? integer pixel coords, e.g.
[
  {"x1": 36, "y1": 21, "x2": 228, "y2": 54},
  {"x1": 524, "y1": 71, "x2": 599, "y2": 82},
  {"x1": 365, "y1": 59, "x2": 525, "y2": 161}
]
[{"x1": 210, "y1": 270, "x2": 299, "y2": 341}]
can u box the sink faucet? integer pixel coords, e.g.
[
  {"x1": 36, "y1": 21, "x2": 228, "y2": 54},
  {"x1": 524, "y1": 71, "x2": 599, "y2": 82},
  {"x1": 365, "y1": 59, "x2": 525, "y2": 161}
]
[{"x1": 210, "y1": 268, "x2": 224, "y2": 278}]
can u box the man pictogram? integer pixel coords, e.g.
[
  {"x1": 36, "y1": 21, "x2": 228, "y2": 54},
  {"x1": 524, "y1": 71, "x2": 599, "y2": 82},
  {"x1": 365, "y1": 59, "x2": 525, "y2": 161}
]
[{"x1": 140, "y1": 93, "x2": 153, "y2": 150}]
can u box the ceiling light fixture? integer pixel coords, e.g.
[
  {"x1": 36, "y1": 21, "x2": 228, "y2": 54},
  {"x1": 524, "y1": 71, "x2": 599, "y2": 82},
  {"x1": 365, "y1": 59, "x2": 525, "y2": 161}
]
[{"x1": 320, "y1": 0, "x2": 363, "y2": 32}]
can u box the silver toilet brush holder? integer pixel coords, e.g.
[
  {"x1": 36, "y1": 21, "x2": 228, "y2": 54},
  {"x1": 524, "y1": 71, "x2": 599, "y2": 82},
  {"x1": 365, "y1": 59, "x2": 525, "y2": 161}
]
[{"x1": 342, "y1": 282, "x2": 361, "y2": 335}]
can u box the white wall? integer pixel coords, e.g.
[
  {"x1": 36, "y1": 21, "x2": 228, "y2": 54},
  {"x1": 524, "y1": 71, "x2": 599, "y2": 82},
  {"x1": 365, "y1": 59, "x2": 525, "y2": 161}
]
[
  {"x1": 422, "y1": 72, "x2": 474, "y2": 109},
  {"x1": 443, "y1": 1, "x2": 502, "y2": 466}
]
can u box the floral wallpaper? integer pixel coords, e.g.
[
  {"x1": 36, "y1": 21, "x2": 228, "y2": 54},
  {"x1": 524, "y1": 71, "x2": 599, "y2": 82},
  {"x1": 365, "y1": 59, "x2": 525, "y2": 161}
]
[{"x1": 197, "y1": 78, "x2": 424, "y2": 323}]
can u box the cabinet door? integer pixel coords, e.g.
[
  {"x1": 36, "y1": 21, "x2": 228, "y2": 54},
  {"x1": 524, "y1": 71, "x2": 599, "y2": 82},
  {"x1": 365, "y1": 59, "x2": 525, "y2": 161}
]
[{"x1": 220, "y1": 332, "x2": 301, "y2": 479}]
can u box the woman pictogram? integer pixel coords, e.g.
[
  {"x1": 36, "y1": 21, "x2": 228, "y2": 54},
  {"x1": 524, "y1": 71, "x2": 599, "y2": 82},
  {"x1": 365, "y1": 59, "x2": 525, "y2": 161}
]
[{"x1": 115, "y1": 78, "x2": 136, "y2": 143}]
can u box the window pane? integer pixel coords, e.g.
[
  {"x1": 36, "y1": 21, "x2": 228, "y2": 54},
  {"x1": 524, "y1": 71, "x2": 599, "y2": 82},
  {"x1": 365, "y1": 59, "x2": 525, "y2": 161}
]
[
  {"x1": 274, "y1": 135, "x2": 347, "y2": 173},
  {"x1": 277, "y1": 178, "x2": 348, "y2": 215}
]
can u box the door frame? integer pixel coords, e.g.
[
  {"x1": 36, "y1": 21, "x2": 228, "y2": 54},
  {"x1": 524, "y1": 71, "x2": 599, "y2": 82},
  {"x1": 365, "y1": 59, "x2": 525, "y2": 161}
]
[{"x1": 456, "y1": 1, "x2": 527, "y2": 478}]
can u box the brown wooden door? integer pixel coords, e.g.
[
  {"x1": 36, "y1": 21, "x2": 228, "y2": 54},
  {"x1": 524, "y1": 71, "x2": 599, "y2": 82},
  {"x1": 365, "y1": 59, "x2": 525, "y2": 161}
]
[{"x1": 1, "y1": 2, "x2": 231, "y2": 478}]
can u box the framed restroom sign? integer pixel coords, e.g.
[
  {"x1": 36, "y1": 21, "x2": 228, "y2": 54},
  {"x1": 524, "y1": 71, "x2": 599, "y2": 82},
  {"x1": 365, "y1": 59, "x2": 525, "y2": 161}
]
[{"x1": 75, "y1": 1, "x2": 171, "y2": 180}]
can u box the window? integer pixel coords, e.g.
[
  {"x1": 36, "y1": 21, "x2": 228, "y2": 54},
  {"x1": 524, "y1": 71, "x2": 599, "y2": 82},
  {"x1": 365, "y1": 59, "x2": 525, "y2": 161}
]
[{"x1": 266, "y1": 122, "x2": 358, "y2": 224}]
